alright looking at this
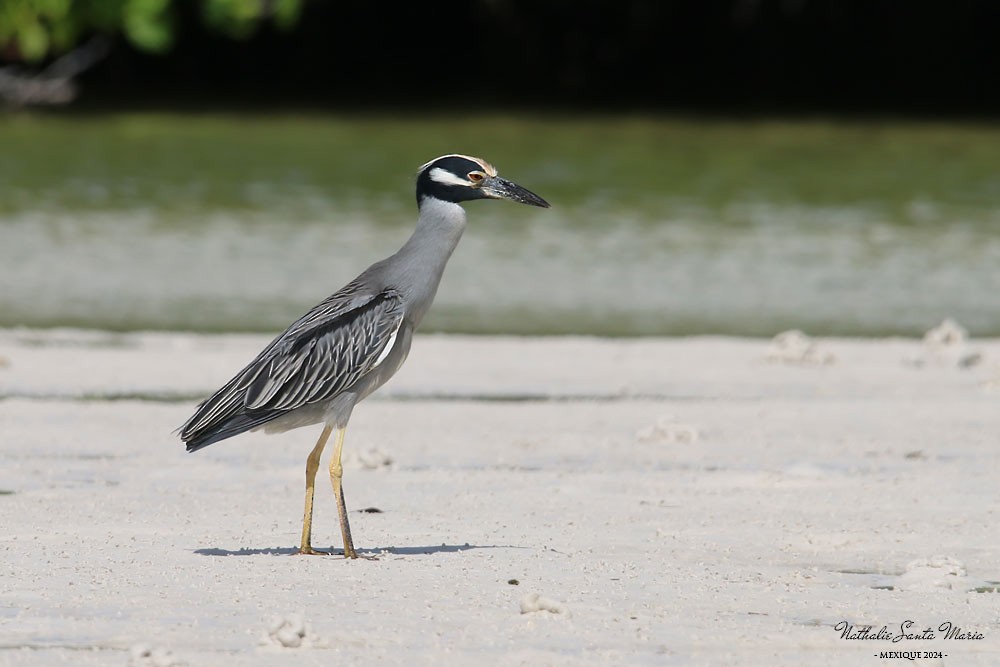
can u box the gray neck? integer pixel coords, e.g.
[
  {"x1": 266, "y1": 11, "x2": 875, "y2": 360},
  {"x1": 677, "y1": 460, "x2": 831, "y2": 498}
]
[{"x1": 386, "y1": 196, "x2": 467, "y2": 327}]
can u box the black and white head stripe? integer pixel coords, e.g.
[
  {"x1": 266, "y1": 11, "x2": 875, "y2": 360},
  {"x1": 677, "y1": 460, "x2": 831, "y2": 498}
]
[
  {"x1": 418, "y1": 154, "x2": 497, "y2": 179},
  {"x1": 416, "y1": 154, "x2": 498, "y2": 204},
  {"x1": 415, "y1": 154, "x2": 550, "y2": 209}
]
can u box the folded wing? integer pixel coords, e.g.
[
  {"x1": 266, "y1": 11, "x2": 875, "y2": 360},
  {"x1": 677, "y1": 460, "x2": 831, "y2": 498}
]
[{"x1": 180, "y1": 284, "x2": 404, "y2": 451}]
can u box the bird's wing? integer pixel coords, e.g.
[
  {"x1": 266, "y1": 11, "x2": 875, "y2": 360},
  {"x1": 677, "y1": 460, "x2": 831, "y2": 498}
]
[
  {"x1": 179, "y1": 284, "x2": 404, "y2": 442},
  {"x1": 240, "y1": 289, "x2": 404, "y2": 411}
]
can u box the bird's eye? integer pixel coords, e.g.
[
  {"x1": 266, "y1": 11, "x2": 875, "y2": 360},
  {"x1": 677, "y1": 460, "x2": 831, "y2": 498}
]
[{"x1": 468, "y1": 172, "x2": 485, "y2": 184}]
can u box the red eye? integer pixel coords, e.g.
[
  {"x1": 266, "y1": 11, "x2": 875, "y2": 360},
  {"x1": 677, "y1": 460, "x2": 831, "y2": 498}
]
[{"x1": 468, "y1": 172, "x2": 485, "y2": 183}]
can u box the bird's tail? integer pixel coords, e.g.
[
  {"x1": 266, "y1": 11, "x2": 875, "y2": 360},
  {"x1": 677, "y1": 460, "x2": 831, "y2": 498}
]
[
  {"x1": 182, "y1": 413, "x2": 274, "y2": 452},
  {"x1": 179, "y1": 382, "x2": 279, "y2": 452}
]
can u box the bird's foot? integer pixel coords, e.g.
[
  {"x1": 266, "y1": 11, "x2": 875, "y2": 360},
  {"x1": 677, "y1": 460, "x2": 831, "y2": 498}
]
[
  {"x1": 298, "y1": 546, "x2": 332, "y2": 556},
  {"x1": 341, "y1": 546, "x2": 378, "y2": 561}
]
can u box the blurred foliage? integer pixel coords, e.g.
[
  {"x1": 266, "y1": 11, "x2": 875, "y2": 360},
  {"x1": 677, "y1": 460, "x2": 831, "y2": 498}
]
[
  {"x1": 0, "y1": 0, "x2": 303, "y2": 61},
  {"x1": 202, "y1": 0, "x2": 301, "y2": 38}
]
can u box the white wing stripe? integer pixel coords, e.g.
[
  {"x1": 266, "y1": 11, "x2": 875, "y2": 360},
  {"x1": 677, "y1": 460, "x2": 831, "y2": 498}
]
[{"x1": 371, "y1": 320, "x2": 401, "y2": 370}]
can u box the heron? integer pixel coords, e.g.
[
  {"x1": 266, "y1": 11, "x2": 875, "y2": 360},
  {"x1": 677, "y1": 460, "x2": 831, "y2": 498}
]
[{"x1": 179, "y1": 154, "x2": 549, "y2": 558}]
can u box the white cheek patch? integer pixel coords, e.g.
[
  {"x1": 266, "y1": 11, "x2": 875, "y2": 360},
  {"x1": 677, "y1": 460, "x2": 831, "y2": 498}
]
[{"x1": 429, "y1": 167, "x2": 472, "y2": 188}]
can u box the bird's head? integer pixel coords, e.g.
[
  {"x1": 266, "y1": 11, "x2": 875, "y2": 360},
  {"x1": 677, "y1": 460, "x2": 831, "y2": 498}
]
[{"x1": 416, "y1": 154, "x2": 550, "y2": 208}]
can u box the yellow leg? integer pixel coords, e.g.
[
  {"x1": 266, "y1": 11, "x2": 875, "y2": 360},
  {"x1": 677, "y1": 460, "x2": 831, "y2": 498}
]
[
  {"x1": 299, "y1": 424, "x2": 333, "y2": 555},
  {"x1": 328, "y1": 426, "x2": 358, "y2": 559}
]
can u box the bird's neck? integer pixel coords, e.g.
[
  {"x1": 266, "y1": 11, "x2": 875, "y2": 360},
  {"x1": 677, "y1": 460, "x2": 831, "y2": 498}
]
[
  {"x1": 401, "y1": 196, "x2": 467, "y2": 259},
  {"x1": 389, "y1": 196, "x2": 468, "y2": 326}
]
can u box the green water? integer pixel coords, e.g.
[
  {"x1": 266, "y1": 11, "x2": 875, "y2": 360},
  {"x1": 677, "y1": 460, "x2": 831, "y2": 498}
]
[{"x1": 2, "y1": 113, "x2": 999, "y2": 336}]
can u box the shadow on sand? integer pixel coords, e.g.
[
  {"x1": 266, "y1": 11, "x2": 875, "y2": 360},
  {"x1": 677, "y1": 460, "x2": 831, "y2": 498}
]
[{"x1": 194, "y1": 543, "x2": 523, "y2": 557}]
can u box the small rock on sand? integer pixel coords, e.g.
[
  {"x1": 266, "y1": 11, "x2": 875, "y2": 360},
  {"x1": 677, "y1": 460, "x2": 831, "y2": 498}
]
[
  {"x1": 908, "y1": 318, "x2": 984, "y2": 369},
  {"x1": 766, "y1": 330, "x2": 835, "y2": 366},
  {"x1": 129, "y1": 644, "x2": 183, "y2": 667},
  {"x1": 636, "y1": 416, "x2": 699, "y2": 444},
  {"x1": 923, "y1": 318, "x2": 967, "y2": 346},
  {"x1": 261, "y1": 614, "x2": 318, "y2": 649},
  {"x1": 343, "y1": 447, "x2": 394, "y2": 470},
  {"x1": 520, "y1": 592, "x2": 570, "y2": 617},
  {"x1": 895, "y1": 556, "x2": 968, "y2": 591}
]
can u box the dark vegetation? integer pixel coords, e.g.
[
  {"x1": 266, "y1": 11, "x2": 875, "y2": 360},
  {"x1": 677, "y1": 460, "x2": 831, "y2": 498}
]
[{"x1": 1, "y1": 0, "x2": 999, "y2": 114}]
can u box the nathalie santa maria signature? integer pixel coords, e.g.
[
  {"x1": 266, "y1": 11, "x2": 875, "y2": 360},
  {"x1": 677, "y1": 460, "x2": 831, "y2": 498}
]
[{"x1": 835, "y1": 620, "x2": 985, "y2": 642}]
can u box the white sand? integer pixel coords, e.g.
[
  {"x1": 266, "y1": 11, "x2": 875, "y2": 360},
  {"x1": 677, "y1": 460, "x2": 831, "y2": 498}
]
[{"x1": 1, "y1": 328, "x2": 999, "y2": 666}]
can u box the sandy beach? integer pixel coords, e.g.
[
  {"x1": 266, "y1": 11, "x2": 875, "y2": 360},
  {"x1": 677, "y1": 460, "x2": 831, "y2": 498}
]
[{"x1": 1, "y1": 327, "x2": 998, "y2": 666}]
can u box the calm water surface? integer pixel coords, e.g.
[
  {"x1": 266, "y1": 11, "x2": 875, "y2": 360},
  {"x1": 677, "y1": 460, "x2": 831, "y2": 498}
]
[{"x1": 2, "y1": 114, "x2": 999, "y2": 336}]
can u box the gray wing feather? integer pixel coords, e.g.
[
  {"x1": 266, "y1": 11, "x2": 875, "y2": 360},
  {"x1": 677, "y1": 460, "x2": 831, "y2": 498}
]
[{"x1": 180, "y1": 282, "x2": 404, "y2": 445}]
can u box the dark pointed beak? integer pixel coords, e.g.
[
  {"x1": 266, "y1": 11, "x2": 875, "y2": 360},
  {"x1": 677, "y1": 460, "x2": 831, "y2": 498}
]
[{"x1": 481, "y1": 176, "x2": 550, "y2": 208}]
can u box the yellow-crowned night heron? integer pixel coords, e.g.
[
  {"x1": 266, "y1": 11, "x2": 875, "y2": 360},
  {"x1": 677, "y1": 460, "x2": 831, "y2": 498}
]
[{"x1": 179, "y1": 155, "x2": 549, "y2": 558}]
